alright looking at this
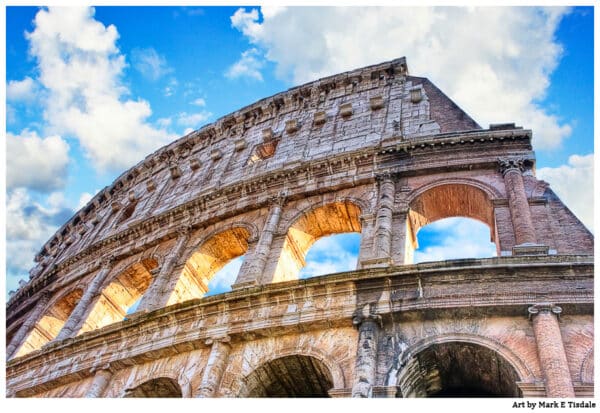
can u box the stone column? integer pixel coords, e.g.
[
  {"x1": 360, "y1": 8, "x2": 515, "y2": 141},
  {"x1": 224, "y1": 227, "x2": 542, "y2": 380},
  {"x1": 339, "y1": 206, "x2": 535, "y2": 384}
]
[
  {"x1": 499, "y1": 158, "x2": 537, "y2": 246},
  {"x1": 55, "y1": 259, "x2": 114, "y2": 341},
  {"x1": 7, "y1": 291, "x2": 51, "y2": 359},
  {"x1": 528, "y1": 303, "x2": 575, "y2": 397},
  {"x1": 196, "y1": 337, "x2": 231, "y2": 397},
  {"x1": 233, "y1": 196, "x2": 284, "y2": 287},
  {"x1": 85, "y1": 365, "x2": 113, "y2": 397},
  {"x1": 137, "y1": 226, "x2": 191, "y2": 312},
  {"x1": 351, "y1": 309, "x2": 382, "y2": 397},
  {"x1": 373, "y1": 173, "x2": 396, "y2": 260}
]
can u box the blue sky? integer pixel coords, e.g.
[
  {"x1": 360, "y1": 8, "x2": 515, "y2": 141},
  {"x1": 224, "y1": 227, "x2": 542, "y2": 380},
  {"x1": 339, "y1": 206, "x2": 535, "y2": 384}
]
[{"x1": 4, "y1": 5, "x2": 595, "y2": 297}]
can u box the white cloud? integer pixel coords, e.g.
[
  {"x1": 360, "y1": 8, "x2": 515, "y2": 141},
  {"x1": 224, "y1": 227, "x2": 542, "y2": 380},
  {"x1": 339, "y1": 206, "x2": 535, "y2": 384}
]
[
  {"x1": 6, "y1": 189, "x2": 76, "y2": 292},
  {"x1": 537, "y1": 153, "x2": 594, "y2": 232},
  {"x1": 6, "y1": 129, "x2": 70, "y2": 192},
  {"x1": 191, "y1": 97, "x2": 206, "y2": 107},
  {"x1": 131, "y1": 47, "x2": 173, "y2": 81},
  {"x1": 25, "y1": 7, "x2": 175, "y2": 172},
  {"x1": 299, "y1": 234, "x2": 360, "y2": 278},
  {"x1": 225, "y1": 48, "x2": 265, "y2": 81},
  {"x1": 176, "y1": 110, "x2": 212, "y2": 128},
  {"x1": 7, "y1": 77, "x2": 38, "y2": 101},
  {"x1": 414, "y1": 217, "x2": 497, "y2": 263},
  {"x1": 77, "y1": 192, "x2": 94, "y2": 210},
  {"x1": 163, "y1": 77, "x2": 178, "y2": 97},
  {"x1": 230, "y1": 6, "x2": 572, "y2": 150},
  {"x1": 206, "y1": 256, "x2": 243, "y2": 295}
]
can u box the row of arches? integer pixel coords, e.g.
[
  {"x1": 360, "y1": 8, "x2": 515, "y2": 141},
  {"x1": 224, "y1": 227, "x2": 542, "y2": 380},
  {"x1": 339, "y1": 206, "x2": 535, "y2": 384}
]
[
  {"x1": 12, "y1": 183, "x2": 500, "y2": 358},
  {"x1": 117, "y1": 340, "x2": 524, "y2": 398}
]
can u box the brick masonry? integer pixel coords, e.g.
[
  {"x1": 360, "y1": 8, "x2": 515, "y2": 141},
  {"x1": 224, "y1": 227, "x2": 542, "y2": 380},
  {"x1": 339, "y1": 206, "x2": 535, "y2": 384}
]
[{"x1": 6, "y1": 57, "x2": 594, "y2": 398}]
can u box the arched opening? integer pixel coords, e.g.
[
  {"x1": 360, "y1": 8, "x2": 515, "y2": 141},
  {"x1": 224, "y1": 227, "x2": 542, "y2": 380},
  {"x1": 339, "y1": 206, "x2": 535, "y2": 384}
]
[
  {"x1": 398, "y1": 342, "x2": 521, "y2": 397},
  {"x1": 406, "y1": 184, "x2": 497, "y2": 264},
  {"x1": 14, "y1": 289, "x2": 83, "y2": 357},
  {"x1": 78, "y1": 258, "x2": 157, "y2": 334},
  {"x1": 414, "y1": 217, "x2": 497, "y2": 263},
  {"x1": 240, "y1": 355, "x2": 334, "y2": 397},
  {"x1": 123, "y1": 377, "x2": 182, "y2": 398},
  {"x1": 167, "y1": 227, "x2": 250, "y2": 304},
  {"x1": 273, "y1": 201, "x2": 362, "y2": 283},
  {"x1": 299, "y1": 233, "x2": 360, "y2": 279}
]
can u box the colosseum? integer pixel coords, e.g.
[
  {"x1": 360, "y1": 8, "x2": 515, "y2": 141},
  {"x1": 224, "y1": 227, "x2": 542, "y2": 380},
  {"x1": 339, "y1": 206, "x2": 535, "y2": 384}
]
[{"x1": 5, "y1": 57, "x2": 594, "y2": 398}]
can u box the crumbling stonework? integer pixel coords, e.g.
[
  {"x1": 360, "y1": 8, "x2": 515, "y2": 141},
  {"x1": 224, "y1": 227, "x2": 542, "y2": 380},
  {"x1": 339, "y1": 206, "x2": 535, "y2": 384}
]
[{"x1": 6, "y1": 57, "x2": 593, "y2": 398}]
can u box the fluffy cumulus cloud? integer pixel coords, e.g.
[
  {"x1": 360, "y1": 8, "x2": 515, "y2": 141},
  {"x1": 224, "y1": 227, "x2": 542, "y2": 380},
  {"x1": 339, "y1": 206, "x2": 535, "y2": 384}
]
[
  {"x1": 26, "y1": 7, "x2": 175, "y2": 171},
  {"x1": 299, "y1": 233, "x2": 360, "y2": 278},
  {"x1": 225, "y1": 48, "x2": 265, "y2": 81},
  {"x1": 537, "y1": 154, "x2": 594, "y2": 232},
  {"x1": 206, "y1": 256, "x2": 244, "y2": 295},
  {"x1": 6, "y1": 189, "x2": 76, "y2": 293},
  {"x1": 131, "y1": 47, "x2": 173, "y2": 81},
  {"x1": 414, "y1": 217, "x2": 497, "y2": 263},
  {"x1": 176, "y1": 110, "x2": 213, "y2": 128},
  {"x1": 7, "y1": 129, "x2": 70, "y2": 192},
  {"x1": 7, "y1": 76, "x2": 39, "y2": 101},
  {"x1": 230, "y1": 6, "x2": 571, "y2": 150}
]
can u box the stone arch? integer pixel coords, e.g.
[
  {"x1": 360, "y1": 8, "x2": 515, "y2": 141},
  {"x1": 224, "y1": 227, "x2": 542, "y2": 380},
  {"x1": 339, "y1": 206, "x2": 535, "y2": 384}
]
[
  {"x1": 13, "y1": 288, "x2": 83, "y2": 358},
  {"x1": 78, "y1": 257, "x2": 158, "y2": 334},
  {"x1": 272, "y1": 199, "x2": 363, "y2": 282},
  {"x1": 407, "y1": 177, "x2": 502, "y2": 204},
  {"x1": 120, "y1": 367, "x2": 192, "y2": 398},
  {"x1": 236, "y1": 347, "x2": 345, "y2": 397},
  {"x1": 393, "y1": 333, "x2": 533, "y2": 397},
  {"x1": 168, "y1": 224, "x2": 255, "y2": 304},
  {"x1": 580, "y1": 347, "x2": 594, "y2": 384},
  {"x1": 404, "y1": 180, "x2": 499, "y2": 263},
  {"x1": 122, "y1": 377, "x2": 183, "y2": 398},
  {"x1": 281, "y1": 195, "x2": 370, "y2": 233}
]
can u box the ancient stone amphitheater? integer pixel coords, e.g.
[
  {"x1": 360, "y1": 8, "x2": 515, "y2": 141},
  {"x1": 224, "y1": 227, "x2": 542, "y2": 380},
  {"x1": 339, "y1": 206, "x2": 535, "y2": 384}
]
[{"x1": 6, "y1": 57, "x2": 594, "y2": 398}]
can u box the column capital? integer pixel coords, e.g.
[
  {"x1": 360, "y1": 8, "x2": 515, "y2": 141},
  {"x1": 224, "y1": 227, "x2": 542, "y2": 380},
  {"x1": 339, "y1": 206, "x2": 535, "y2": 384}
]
[
  {"x1": 498, "y1": 157, "x2": 531, "y2": 176},
  {"x1": 176, "y1": 224, "x2": 193, "y2": 238},
  {"x1": 100, "y1": 256, "x2": 115, "y2": 270},
  {"x1": 268, "y1": 193, "x2": 287, "y2": 208},
  {"x1": 528, "y1": 303, "x2": 562, "y2": 319},
  {"x1": 375, "y1": 172, "x2": 397, "y2": 183},
  {"x1": 352, "y1": 306, "x2": 382, "y2": 329},
  {"x1": 89, "y1": 363, "x2": 113, "y2": 375},
  {"x1": 205, "y1": 335, "x2": 231, "y2": 346}
]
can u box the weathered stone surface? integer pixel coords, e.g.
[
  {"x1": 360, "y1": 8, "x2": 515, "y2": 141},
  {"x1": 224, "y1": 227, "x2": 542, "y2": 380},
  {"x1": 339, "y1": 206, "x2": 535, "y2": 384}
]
[{"x1": 6, "y1": 57, "x2": 593, "y2": 398}]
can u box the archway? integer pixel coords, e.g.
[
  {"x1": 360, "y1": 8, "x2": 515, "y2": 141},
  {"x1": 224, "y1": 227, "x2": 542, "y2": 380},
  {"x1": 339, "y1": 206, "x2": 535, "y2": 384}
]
[
  {"x1": 273, "y1": 201, "x2": 362, "y2": 282},
  {"x1": 397, "y1": 342, "x2": 522, "y2": 397},
  {"x1": 406, "y1": 183, "x2": 497, "y2": 264},
  {"x1": 299, "y1": 233, "x2": 360, "y2": 279},
  {"x1": 167, "y1": 226, "x2": 250, "y2": 304},
  {"x1": 78, "y1": 258, "x2": 157, "y2": 334},
  {"x1": 123, "y1": 377, "x2": 182, "y2": 398},
  {"x1": 13, "y1": 288, "x2": 83, "y2": 357},
  {"x1": 413, "y1": 217, "x2": 497, "y2": 263},
  {"x1": 239, "y1": 355, "x2": 334, "y2": 397}
]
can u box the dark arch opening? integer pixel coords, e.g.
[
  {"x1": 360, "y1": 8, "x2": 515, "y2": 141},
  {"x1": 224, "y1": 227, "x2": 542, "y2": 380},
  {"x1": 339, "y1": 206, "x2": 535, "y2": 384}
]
[
  {"x1": 123, "y1": 377, "x2": 182, "y2": 398},
  {"x1": 241, "y1": 355, "x2": 334, "y2": 397},
  {"x1": 398, "y1": 342, "x2": 522, "y2": 398}
]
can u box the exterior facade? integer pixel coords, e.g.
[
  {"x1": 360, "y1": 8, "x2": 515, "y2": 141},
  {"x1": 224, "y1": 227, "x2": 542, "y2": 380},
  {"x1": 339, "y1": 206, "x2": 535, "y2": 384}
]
[{"x1": 5, "y1": 57, "x2": 594, "y2": 398}]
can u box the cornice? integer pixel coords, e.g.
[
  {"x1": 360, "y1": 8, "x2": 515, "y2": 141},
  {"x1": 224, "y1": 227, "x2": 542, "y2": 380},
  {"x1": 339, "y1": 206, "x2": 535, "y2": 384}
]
[{"x1": 6, "y1": 255, "x2": 593, "y2": 396}]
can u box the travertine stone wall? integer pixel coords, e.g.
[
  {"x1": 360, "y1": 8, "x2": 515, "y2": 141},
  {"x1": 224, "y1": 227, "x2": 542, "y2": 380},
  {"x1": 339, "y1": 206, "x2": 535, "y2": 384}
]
[{"x1": 6, "y1": 57, "x2": 593, "y2": 398}]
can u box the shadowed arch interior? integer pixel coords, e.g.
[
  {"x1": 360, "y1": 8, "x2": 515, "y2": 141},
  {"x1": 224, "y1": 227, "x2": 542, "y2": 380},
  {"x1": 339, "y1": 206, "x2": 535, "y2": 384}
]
[
  {"x1": 406, "y1": 184, "x2": 496, "y2": 263},
  {"x1": 78, "y1": 258, "x2": 157, "y2": 334},
  {"x1": 14, "y1": 288, "x2": 83, "y2": 358},
  {"x1": 123, "y1": 377, "x2": 182, "y2": 398},
  {"x1": 272, "y1": 201, "x2": 361, "y2": 283},
  {"x1": 168, "y1": 226, "x2": 250, "y2": 304},
  {"x1": 240, "y1": 355, "x2": 334, "y2": 397},
  {"x1": 397, "y1": 342, "x2": 521, "y2": 397}
]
